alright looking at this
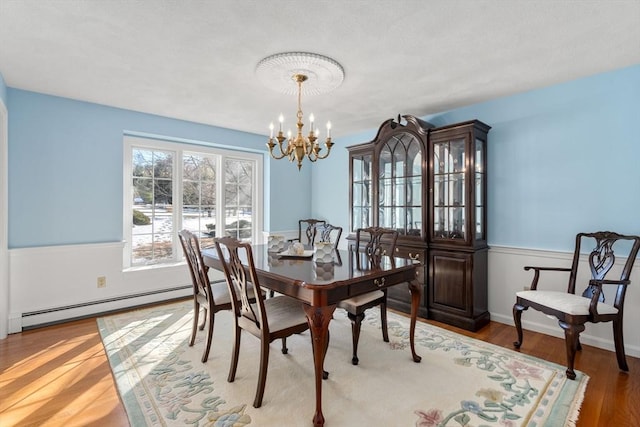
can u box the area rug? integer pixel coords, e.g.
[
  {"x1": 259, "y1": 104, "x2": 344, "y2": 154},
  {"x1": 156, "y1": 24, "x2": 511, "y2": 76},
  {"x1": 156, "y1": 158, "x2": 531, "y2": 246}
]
[{"x1": 97, "y1": 300, "x2": 588, "y2": 427}]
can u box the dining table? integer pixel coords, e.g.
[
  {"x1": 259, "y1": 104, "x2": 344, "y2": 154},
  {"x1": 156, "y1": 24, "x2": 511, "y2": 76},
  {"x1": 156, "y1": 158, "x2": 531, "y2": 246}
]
[{"x1": 202, "y1": 243, "x2": 422, "y2": 427}]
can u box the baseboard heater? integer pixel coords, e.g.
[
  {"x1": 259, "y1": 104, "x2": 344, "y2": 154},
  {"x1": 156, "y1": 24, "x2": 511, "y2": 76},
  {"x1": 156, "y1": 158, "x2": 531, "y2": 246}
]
[{"x1": 18, "y1": 283, "x2": 219, "y2": 331}]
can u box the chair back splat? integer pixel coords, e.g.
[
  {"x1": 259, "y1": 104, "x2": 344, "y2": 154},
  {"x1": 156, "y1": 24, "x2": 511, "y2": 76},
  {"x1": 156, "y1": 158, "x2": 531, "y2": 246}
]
[
  {"x1": 291, "y1": 218, "x2": 326, "y2": 245},
  {"x1": 314, "y1": 223, "x2": 343, "y2": 249},
  {"x1": 513, "y1": 231, "x2": 640, "y2": 380},
  {"x1": 338, "y1": 226, "x2": 399, "y2": 365},
  {"x1": 214, "y1": 236, "x2": 310, "y2": 408},
  {"x1": 179, "y1": 229, "x2": 234, "y2": 363}
]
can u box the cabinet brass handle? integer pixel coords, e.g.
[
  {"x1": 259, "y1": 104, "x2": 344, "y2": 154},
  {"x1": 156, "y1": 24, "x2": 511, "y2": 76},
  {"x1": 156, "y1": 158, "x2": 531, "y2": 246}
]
[
  {"x1": 408, "y1": 252, "x2": 420, "y2": 260},
  {"x1": 374, "y1": 277, "x2": 386, "y2": 288}
]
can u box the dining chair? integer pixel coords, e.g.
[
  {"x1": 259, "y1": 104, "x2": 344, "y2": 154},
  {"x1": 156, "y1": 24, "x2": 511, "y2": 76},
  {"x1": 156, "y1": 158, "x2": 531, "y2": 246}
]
[
  {"x1": 313, "y1": 223, "x2": 343, "y2": 250},
  {"x1": 338, "y1": 226, "x2": 399, "y2": 365},
  {"x1": 290, "y1": 218, "x2": 326, "y2": 245},
  {"x1": 214, "y1": 236, "x2": 312, "y2": 408},
  {"x1": 179, "y1": 229, "x2": 241, "y2": 363},
  {"x1": 513, "y1": 231, "x2": 640, "y2": 379}
]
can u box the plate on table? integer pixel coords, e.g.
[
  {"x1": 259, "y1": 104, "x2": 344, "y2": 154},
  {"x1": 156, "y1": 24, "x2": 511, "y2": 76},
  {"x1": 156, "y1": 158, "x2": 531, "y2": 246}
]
[{"x1": 278, "y1": 250, "x2": 315, "y2": 258}]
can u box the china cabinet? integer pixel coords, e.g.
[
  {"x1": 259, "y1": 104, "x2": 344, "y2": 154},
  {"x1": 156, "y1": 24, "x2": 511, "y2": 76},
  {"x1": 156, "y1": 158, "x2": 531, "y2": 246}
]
[
  {"x1": 428, "y1": 120, "x2": 490, "y2": 330},
  {"x1": 347, "y1": 116, "x2": 490, "y2": 330}
]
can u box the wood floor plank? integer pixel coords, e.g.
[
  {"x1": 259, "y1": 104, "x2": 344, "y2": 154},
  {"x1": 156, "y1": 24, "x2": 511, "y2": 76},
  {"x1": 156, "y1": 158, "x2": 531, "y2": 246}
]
[{"x1": 0, "y1": 306, "x2": 638, "y2": 426}]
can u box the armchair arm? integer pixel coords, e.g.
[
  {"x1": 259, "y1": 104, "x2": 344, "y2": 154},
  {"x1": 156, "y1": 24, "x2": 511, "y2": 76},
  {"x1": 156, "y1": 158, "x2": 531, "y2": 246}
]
[
  {"x1": 586, "y1": 278, "x2": 630, "y2": 320},
  {"x1": 589, "y1": 279, "x2": 630, "y2": 286},
  {"x1": 523, "y1": 266, "x2": 572, "y2": 290}
]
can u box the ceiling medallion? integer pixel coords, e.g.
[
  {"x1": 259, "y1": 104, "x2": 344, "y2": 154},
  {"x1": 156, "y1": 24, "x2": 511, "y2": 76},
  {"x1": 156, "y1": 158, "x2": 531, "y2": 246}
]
[{"x1": 255, "y1": 52, "x2": 345, "y2": 95}]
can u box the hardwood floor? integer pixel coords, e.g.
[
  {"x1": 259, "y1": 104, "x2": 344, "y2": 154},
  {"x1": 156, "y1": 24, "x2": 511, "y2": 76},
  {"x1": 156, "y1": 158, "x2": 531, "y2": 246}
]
[{"x1": 1, "y1": 306, "x2": 638, "y2": 426}]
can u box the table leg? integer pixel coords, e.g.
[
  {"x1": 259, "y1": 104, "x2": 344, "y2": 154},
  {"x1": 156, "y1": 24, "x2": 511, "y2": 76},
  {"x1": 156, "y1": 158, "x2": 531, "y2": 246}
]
[
  {"x1": 303, "y1": 304, "x2": 336, "y2": 427},
  {"x1": 408, "y1": 278, "x2": 422, "y2": 363}
]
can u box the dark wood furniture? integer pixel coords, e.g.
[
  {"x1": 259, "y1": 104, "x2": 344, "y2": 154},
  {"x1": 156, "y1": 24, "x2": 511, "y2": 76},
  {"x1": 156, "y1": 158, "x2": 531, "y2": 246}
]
[
  {"x1": 428, "y1": 120, "x2": 491, "y2": 331},
  {"x1": 291, "y1": 218, "x2": 326, "y2": 245},
  {"x1": 178, "y1": 229, "x2": 257, "y2": 363},
  {"x1": 214, "y1": 237, "x2": 311, "y2": 408},
  {"x1": 338, "y1": 227, "x2": 399, "y2": 365},
  {"x1": 202, "y1": 244, "x2": 422, "y2": 427},
  {"x1": 513, "y1": 231, "x2": 640, "y2": 380},
  {"x1": 347, "y1": 115, "x2": 491, "y2": 331},
  {"x1": 313, "y1": 223, "x2": 343, "y2": 249}
]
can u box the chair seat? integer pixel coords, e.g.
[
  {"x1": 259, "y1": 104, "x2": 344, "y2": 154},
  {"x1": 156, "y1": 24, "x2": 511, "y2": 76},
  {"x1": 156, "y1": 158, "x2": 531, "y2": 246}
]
[
  {"x1": 516, "y1": 290, "x2": 618, "y2": 315},
  {"x1": 338, "y1": 290, "x2": 385, "y2": 312},
  {"x1": 256, "y1": 296, "x2": 308, "y2": 331}
]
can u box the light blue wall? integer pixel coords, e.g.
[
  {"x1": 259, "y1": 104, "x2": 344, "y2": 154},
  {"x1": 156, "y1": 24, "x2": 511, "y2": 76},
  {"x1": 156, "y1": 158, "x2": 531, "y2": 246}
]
[
  {"x1": 313, "y1": 64, "x2": 640, "y2": 252},
  {"x1": 7, "y1": 89, "x2": 309, "y2": 248}
]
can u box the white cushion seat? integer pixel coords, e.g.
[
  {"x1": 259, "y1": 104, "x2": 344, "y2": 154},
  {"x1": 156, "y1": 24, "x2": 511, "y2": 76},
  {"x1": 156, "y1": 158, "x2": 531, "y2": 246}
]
[{"x1": 516, "y1": 290, "x2": 618, "y2": 315}]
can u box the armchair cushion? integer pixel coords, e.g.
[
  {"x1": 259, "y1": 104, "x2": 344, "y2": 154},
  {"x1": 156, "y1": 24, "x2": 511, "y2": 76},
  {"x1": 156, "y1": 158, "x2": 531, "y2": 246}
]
[{"x1": 516, "y1": 290, "x2": 618, "y2": 315}]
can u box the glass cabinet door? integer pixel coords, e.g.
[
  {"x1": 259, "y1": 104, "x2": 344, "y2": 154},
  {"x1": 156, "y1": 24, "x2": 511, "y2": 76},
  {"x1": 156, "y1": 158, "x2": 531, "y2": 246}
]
[
  {"x1": 378, "y1": 132, "x2": 423, "y2": 237},
  {"x1": 474, "y1": 138, "x2": 485, "y2": 240},
  {"x1": 433, "y1": 138, "x2": 466, "y2": 240},
  {"x1": 351, "y1": 153, "x2": 372, "y2": 232}
]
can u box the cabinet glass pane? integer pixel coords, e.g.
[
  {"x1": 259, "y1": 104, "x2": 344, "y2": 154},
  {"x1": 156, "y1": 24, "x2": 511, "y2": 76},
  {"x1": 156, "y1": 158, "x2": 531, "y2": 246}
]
[
  {"x1": 476, "y1": 206, "x2": 483, "y2": 240},
  {"x1": 450, "y1": 138, "x2": 465, "y2": 173},
  {"x1": 408, "y1": 142, "x2": 422, "y2": 176},
  {"x1": 475, "y1": 141, "x2": 483, "y2": 173},
  {"x1": 434, "y1": 207, "x2": 445, "y2": 237},
  {"x1": 451, "y1": 206, "x2": 465, "y2": 239},
  {"x1": 408, "y1": 176, "x2": 421, "y2": 206},
  {"x1": 379, "y1": 147, "x2": 392, "y2": 179},
  {"x1": 379, "y1": 207, "x2": 393, "y2": 228},
  {"x1": 434, "y1": 175, "x2": 446, "y2": 206},
  {"x1": 353, "y1": 155, "x2": 372, "y2": 181},
  {"x1": 379, "y1": 178, "x2": 392, "y2": 207},
  {"x1": 434, "y1": 207, "x2": 466, "y2": 239},
  {"x1": 475, "y1": 173, "x2": 482, "y2": 206},
  {"x1": 449, "y1": 173, "x2": 465, "y2": 206},
  {"x1": 395, "y1": 177, "x2": 406, "y2": 205},
  {"x1": 475, "y1": 138, "x2": 484, "y2": 240},
  {"x1": 352, "y1": 154, "x2": 372, "y2": 232},
  {"x1": 393, "y1": 141, "x2": 406, "y2": 178},
  {"x1": 408, "y1": 207, "x2": 422, "y2": 236},
  {"x1": 395, "y1": 207, "x2": 406, "y2": 231}
]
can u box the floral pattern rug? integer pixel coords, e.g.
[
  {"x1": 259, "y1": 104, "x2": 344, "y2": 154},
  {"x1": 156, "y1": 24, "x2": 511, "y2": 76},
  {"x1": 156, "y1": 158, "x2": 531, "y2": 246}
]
[{"x1": 97, "y1": 300, "x2": 588, "y2": 426}]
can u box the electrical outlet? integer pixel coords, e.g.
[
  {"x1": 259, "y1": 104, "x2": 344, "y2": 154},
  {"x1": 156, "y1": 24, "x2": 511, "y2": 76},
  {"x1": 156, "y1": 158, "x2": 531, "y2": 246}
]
[{"x1": 97, "y1": 276, "x2": 107, "y2": 288}]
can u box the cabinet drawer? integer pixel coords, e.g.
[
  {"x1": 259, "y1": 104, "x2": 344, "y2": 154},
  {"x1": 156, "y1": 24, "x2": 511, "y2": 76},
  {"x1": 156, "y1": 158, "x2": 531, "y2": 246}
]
[{"x1": 394, "y1": 246, "x2": 426, "y2": 263}]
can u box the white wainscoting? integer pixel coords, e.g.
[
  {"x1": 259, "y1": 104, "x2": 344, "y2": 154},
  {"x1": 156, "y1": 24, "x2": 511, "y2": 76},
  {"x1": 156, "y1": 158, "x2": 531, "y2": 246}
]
[
  {"x1": 8, "y1": 242, "x2": 221, "y2": 332},
  {"x1": 488, "y1": 245, "x2": 640, "y2": 358}
]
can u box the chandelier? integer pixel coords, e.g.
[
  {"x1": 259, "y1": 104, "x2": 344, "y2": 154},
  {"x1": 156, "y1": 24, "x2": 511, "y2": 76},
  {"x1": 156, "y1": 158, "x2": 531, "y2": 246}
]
[{"x1": 256, "y1": 52, "x2": 344, "y2": 170}]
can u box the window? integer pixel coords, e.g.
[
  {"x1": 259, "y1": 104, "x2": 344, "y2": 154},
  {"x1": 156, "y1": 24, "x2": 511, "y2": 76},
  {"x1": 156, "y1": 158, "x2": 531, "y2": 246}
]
[{"x1": 124, "y1": 136, "x2": 263, "y2": 268}]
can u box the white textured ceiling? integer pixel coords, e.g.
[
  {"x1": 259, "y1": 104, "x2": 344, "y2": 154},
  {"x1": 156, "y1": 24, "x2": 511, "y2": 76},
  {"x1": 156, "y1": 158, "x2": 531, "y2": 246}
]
[{"x1": 1, "y1": 0, "x2": 639, "y2": 138}]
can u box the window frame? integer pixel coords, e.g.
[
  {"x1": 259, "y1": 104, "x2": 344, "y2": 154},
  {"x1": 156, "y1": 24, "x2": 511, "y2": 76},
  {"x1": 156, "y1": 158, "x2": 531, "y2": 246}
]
[{"x1": 123, "y1": 135, "x2": 263, "y2": 269}]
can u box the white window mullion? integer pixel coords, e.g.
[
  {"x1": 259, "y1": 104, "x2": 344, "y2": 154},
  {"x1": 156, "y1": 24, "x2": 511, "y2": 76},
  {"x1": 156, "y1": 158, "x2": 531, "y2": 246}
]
[
  {"x1": 216, "y1": 154, "x2": 225, "y2": 238},
  {"x1": 174, "y1": 148, "x2": 184, "y2": 260}
]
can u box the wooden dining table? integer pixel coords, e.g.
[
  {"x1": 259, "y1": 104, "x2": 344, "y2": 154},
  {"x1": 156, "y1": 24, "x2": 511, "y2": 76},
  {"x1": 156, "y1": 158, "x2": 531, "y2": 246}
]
[{"x1": 202, "y1": 244, "x2": 422, "y2": 427}]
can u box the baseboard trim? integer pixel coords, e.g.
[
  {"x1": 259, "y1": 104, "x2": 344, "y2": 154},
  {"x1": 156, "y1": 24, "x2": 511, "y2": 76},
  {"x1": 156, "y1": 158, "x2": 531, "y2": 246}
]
[{"x1": 16, "y1": 280, "x2": 222, "y2": 332}]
